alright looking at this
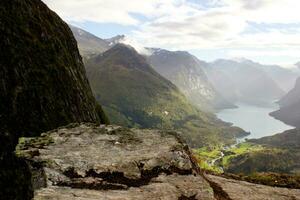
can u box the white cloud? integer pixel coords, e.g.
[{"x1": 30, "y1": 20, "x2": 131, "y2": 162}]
[
  {"x1": 120, "y1": 37, "x2": 152, "y2": 55},
  {"x1": 43, "y1": 0, "x2": 300, "y2": 59},
  {"x1": 129, "y1": 0, "x2": 300, "y2": 51},
  {"x1": 42, "y1": 0, "x2": 176, "y2": 25}
]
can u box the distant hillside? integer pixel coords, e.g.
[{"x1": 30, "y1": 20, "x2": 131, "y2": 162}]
[
  {"x1": 205, "y1": 59, "x2": 285, "y2": 106},
  {"x1": 260, "y1": 64, "x2": 299, "y2": 92},
  {"x1": 147, "y1": 49, "x2": 235, "y2": 111},
  {"x1": 236, "y1": 59, "x2": 299, "y2": 92},
  {"x1": 225, "y1": 129, "x2": 300, "y2": 175},
  {"x1": 85, "y1": 44, "x2": 247, "y2": 147},
  {"x1": 270, "y1": 77, "x2": 300, "y2": 128},
  {"x1": 250, "y1": 129, "x2": 300, "y2": 149}
]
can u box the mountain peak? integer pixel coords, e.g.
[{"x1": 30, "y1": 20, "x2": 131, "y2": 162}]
[
  {"x1": 105, "y1": 35, "x2": 125, "y2": 46},
  {"x1": 110, "y1": 43, "x2": 136, "y2": 52}
]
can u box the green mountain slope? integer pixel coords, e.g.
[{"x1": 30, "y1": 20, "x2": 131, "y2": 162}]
[
  {"x1": 225, "y1": 129, "x2": 300, "y2": 175},
  {"x1": 85, "y1": 44, "x2": 247, "y2": 147}
]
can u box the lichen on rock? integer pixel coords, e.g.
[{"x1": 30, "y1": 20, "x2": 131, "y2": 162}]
[{"x1": 17, "y1": 123, "x2": 215, "y2": 200}]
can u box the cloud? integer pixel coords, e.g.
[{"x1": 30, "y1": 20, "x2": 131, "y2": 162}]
[
  {"x1": 42, "y1": 0, "x2": 300, "y2": 58},
  {"x1": 120, "y1": 37, "x2": 152, "y2": 55},
  {"x1": 130, "y1": 0, "x2": 300, "y2": 49},
  {"x1": 42, "y1": 0, "x2": 176, "y2": 25}
]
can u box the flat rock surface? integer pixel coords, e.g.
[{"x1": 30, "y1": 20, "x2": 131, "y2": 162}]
[
  {"x1": 207, "y1": 175, "x2": 300, "y2": 200},
  {"x1": 17, "y1": 123, "x2": 215, "y2": 200},
  {"x1": 34, "y1": 174, "x2": 214, "y2": 200}
]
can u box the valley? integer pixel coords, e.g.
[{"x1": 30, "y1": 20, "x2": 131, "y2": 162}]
[
  {"x1": 69, "y1": 25, "x2": 300, "y2": 188},
  {"x1": 2, "y1": 0, "x2": 300, "y2": 198}
]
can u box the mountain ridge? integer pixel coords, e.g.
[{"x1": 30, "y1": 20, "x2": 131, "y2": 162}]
[
  {"x1": 205, "y1": 59, "x2": 285, "y2": 106},
  {"x1": 147, "y1": 48, "x2": 235, "y2": 111}
]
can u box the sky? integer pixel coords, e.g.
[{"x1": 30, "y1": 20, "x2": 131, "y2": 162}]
[{"x1": 42, "y1": 0, "x2": 300, "y2": 67}]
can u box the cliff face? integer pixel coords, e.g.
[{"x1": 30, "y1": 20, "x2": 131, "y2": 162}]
[
  {"x1": 0, "y1": 0, "x2": 107, "y2": 199},
  {"x1": 0, "y1": 0, "x2": 108, "y2": 150}
]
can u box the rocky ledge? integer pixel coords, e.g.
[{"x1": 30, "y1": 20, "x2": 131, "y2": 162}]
[
  {"x1": 207, "y1": 175, "x2": 300, "y2": 200},
  {"x1": 16, "y1": 123, "x2": 300, "y2": 200},
  {"x1": 16, "y1": 123, "x2": 215, "y2": 200}
]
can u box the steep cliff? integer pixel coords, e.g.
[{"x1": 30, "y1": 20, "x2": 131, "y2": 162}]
[
  {"x1": 0, "y1": 0, "x2": 108, "y2": 199},
  {"x1": 0, "y1": 0, "x2": 108, "y2": 149}
]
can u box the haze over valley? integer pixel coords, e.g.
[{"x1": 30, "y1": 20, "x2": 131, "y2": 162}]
[{"x1": 70, "y1": 25, "x2": 300, "y2": 140}]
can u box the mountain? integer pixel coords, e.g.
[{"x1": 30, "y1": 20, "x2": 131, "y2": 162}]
[
  {"x1": 260, "y1": 64, "x2": 299, "y2": 92},
  {"x1": 237, "y1": 59, "x2": 299, "y2": 92},
  {"x1": 205, "y1": 59, "x2": 285, "y2": 106},
  {"x1": 270, "y1": 77, "x2": 300, "y2": 128},
  {"x1": 3, "y1": 1, "x2": 299, "y2": 199},
  {"x1": 85, "y1": 44, "x2": 247, "y2": 147},
  {"x1": 147, "y1": 49, "x2": 235, "y2": 111},
  {"x1": 0, "y1": 0, "x2": 108, "y2": 199},
  {"x1": 295, "y1": 61, "x2": 300, "y2": 69},
  {"x1": 69, "y1": 25, "x2": 110, "y2": 58},
  {"x1": 70, "y1": 25, "x2": 126, "y2": 59},
  {"x1": 105, "y1": 34, "x2": 125, "y2": 46}
]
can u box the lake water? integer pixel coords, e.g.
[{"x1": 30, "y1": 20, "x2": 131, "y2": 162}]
[{"x1": 217, "y1": 102, "x2": 294, "y2": 139}]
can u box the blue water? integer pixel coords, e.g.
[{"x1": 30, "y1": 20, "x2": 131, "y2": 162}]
[{"x1": 217, "y1": 102, "x2": 294, "y2": 139}]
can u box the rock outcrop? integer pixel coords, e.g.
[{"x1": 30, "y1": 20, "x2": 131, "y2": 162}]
[
  {"x1": 207, "y1": 175, "x2": 300, "y2": 200},
  {"x1": 17, "y1": 123, "x2": 215, "y2": 200},
  {"x1": 16, "y1": 123, "x2": 300, "y2": 200}
]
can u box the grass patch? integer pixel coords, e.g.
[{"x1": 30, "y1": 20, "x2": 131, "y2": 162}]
[{"x1": 193, "y1": 142, "x2": 266, "y2": 173}]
